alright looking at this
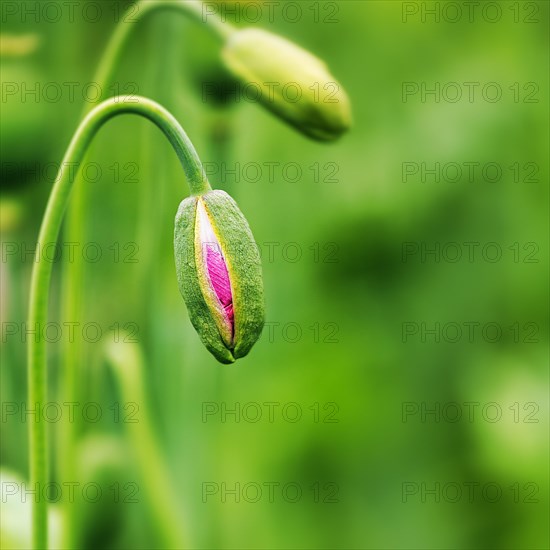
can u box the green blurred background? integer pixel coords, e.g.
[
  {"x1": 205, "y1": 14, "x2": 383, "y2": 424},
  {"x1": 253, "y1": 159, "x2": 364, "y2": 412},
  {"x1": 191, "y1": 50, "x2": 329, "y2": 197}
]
[{"x1": 1, "y1": 1, "x2": 548, "y2": 548}]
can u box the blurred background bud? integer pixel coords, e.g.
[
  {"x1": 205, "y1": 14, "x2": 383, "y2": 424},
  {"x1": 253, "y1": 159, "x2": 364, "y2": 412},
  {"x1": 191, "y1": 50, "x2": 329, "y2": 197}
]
[{"x1": 222, "y1": 28, "x2": 352, "y2": 141}]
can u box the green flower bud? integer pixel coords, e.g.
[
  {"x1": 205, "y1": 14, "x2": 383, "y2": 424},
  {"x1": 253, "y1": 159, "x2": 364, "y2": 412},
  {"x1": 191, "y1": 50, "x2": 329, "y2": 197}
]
[
  {"x1": 222, "y1": 28, "x2": 352, "y2": 141},
  {"x1": 174, "y1": 190, "x2": 264, "y2": 363}
]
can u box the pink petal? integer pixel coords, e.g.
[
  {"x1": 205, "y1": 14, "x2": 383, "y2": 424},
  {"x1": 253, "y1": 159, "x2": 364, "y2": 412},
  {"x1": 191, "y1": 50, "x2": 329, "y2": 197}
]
[
  {"x1": 196, "y1": 200, "x2": 234, "y2": 338},
  {"x1": 205, "y1": 243, "x2": 233, "y2": 309}
]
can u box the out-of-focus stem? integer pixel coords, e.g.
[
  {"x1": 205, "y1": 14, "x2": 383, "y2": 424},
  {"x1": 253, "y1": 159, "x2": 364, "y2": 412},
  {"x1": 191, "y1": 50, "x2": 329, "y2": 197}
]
[
  {"x1": 93, "y1": 0, "x2": 231, "y2": 94},
  {"x1": 105, "y1": 336, "x2": 186, "y2": 548}
]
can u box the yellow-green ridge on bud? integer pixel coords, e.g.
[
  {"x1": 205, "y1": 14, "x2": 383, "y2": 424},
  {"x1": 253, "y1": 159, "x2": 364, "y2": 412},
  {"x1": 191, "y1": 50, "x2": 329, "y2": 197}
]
[
  {"x1": 222, "y1": 28, "x2": 352, "y2": 141},
  {"x1": 174, "y1": 189, "x2": 264, "y2": 363}
]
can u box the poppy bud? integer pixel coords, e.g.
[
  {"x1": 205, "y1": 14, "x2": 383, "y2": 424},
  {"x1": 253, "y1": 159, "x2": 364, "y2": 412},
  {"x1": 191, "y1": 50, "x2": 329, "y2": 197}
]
[
  {"x1": 222, "y1": 28, "x2": 352, "y2": 141},
  {"x1": 174, "y1": 190, "x2": 264, "y2": 363}
]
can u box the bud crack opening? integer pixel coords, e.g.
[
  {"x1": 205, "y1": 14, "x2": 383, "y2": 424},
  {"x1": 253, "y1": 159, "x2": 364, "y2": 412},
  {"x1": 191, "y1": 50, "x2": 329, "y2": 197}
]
[{"x1": 195, "y1": 198, "x2": 235, "y2": 346}]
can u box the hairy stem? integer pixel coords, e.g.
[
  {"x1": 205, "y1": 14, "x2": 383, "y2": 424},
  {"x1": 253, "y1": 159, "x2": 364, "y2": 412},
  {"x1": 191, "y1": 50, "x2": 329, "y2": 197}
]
[{"x1": 28, "y1": 96, "x2": 209, "y2": 549}]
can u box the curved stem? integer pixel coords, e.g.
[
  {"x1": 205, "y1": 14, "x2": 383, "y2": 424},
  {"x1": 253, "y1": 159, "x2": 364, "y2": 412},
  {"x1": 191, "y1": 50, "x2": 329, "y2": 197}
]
[
  {"x1": 28, "y1": 96, "x2": 210, "y2": 550},
  {"x1": 93, "y1": 0, "x2": 232, "y2": 106},
  {"x1": 59, "y1": 4, "x2": 231, "y2": 545},
  {"x1": 66, "y1": 0, "x2": 233, "y2": 373}
]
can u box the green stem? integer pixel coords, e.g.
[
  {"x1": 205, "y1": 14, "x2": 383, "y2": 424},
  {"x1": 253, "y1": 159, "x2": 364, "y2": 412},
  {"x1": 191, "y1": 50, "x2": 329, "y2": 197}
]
[
  {"x1": 93, "y1": 0, "x2": 232, "y2": 102},
  {"x1": 105, "y1": 335, "x2": 186, "y2": 548},
  {"x1": 59, "y1": 4, "x2": 231, "y2": 545},
  {"x1": 28, "y1": 96, "x2": 210, "y2": 550}
]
